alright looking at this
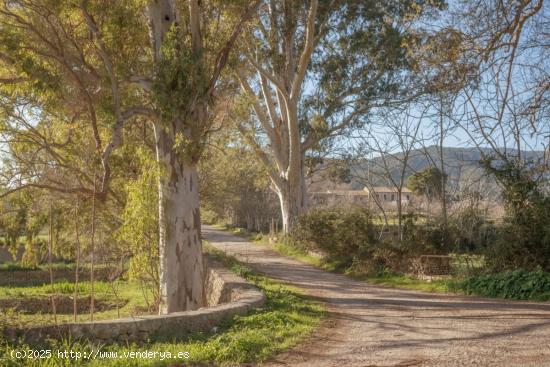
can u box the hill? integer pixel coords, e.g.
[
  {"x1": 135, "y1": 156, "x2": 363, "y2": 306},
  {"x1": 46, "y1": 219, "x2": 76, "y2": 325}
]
[{"x1": 309, "y1": 146, "x2": 546, "y2": 199}]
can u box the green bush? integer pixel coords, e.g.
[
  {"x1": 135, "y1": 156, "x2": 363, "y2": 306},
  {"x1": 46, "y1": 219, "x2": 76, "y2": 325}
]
[
  {"x1": 200, "y1": 209, "x2": 219, "y2": 225},
  {"x1": 400, "y1": 210, "x2": 494, "y2": 258},
  {"x1": 482, "y1": 193, "x2": 550, "y2": 272},
  {"x1": 0, "y1": 261, "x2": 38, "y2": 272},
  {"x1": 21, "y1": 238, "x2": 47, "y2": 268},
  {"x1": 400, "y1": 213, "x2": 454, "y2": 255},
  {"x1": 481, "y1": 157, "x2": 550, "y2": 271},
  {"x1": 292, "y1": 207, "x2": 376, "y2": 268},
  {"x1": 403, "y1": 222, "x2": 449, "y2": 255},
  {"x1": 459, "y1": 269, "x2": 550, "y2": 301},
  {"x1": 449, "y1": 253, "x2": 486, "y2": 277},
  {"x1": 448, "y1": 207, "x2": 495, "y2": 252}
]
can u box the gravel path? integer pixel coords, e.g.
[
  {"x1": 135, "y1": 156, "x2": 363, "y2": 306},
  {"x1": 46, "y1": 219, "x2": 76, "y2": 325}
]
[{"x1": 203, "y1": 226, "x2": 550, "y2": 367}]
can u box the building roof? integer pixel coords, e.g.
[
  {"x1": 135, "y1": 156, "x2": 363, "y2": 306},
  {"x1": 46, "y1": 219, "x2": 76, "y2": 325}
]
[
  {"x1": 310, "y1": 189, "x2": 369, "y2": 196},
  {"x1": 363, "y1": 187, "x2": 413, "y2": 193},
  {"x1": 310, "y1": 187, "x2": 413, "y2": 196}
]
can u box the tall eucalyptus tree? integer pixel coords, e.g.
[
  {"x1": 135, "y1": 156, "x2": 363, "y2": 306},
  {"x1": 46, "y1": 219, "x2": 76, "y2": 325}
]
[
  {"x1": 0, "y1": 0, "x2": 258, "y2": 313},
  {"x1": 235, "y1": 0, "x2": 443, "y2": 233}
]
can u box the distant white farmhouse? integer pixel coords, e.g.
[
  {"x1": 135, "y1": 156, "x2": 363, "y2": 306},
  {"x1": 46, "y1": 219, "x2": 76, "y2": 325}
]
[
  {"x1": 309, "y1": 186, "x2": 414, "y2": 208},
  {"x1": 362, "y1": 187, "x2": 414, "y2": 204}
]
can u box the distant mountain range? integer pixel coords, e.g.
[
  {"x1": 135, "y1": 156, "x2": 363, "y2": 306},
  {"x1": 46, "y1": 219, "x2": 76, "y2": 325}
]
[{"x1": 310, "y1": 146, "x2": 546, "y2": 199}]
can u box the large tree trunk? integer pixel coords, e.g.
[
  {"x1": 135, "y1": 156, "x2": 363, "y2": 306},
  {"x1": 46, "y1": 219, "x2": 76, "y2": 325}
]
[
  {"x1": 235, "y1": 0, "x2": 318, "y2": 237},
  {"x1": 147, "y1": 0, "x2": 207, "y2": 315},
  {"x1": 155, "y1": 125, "x2": 204, "y2": 314},
  {"x1": 277, "y1": 164, "x2": 307, "y2": 234}
]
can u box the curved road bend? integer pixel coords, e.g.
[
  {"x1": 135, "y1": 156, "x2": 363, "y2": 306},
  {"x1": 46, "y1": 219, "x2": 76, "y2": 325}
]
[{"x1": 202, "y1": 225, "x2": 550, "y2": 367}]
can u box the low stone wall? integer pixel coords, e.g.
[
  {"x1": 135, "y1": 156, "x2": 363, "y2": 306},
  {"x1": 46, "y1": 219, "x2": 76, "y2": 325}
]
[{"x1": 5, "y1": 257, "x2": 265, "y2": 344}]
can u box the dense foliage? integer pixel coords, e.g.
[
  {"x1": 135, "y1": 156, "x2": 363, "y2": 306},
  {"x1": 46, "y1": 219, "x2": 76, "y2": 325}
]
[
  {"x1": 292, "y1": 205, "x2": 495, "y2": 275},
  {"x1": 407, "y1": 166, "x2": 447, "y2": 201},
  {"x1": 292, "y1": 207, "x2": 377, "y2": 268},
  {"x1": 199, "y1": 138, "x2": 279, "y2": 231},
  {"x1": 459, "y1": 269, "x2": 550, "y2": 301},
  {"x1": 116, "y1": 148, "x2": 160, "y2": 309},
  {"x1": 482, "y1": 158, "x2": 550, "y2": 271}
]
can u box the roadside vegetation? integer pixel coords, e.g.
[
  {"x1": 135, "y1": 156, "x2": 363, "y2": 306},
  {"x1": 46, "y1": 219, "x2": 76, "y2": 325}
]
[
  {"x1": 460, "y1": 269, "x2": 550, "y2": 301},
  {"x1": 0, "y1": 248, "x2": 324, "y2": 367},
  {"x1": 217, "y1": 222, "x2": 453, "y2": 292},
  {"x1": 217, "y1": 220, "x2": 550, "y2": 302}
]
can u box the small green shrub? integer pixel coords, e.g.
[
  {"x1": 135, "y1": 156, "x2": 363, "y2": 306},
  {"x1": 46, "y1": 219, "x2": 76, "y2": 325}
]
[
  {"x1": 459, "y1": 268, "x2": 550, "y2": 301},
  {"x1": 403, "y1": 221, "x2": 451, "y2": 255},
  {"x1": 481, "y1": 157, "x2": 550, "y2": 271},
  {"x1": 200, "y1": 209, "x2": 219, "y2": 225},
  {"x1": 292, "y1": 207, "x2": 376, "y2": 268},
  {"x1": 449, "y1": 253, "x2": 486, "y2": 277},
  {"x1": 448, "y1": 207, "x2": 494, "y2": 252},
  {"x1": 0, "y1": 262, "x2": 38, "y2": 272}
]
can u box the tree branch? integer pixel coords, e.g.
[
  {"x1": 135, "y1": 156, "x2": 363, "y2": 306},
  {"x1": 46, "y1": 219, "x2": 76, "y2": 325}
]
[
  {"x1": 237, "y1": 123, "x2": 282, "y2": 188},
  {"x1": 207, "y1": 0, "x2": 261, "y2": 96},
  {"x1": 290, "y1": 0, "x2": 318, "y2": 102},
  {"x1": 244, "y1": 51, "x2": 289, "y2": 100}
]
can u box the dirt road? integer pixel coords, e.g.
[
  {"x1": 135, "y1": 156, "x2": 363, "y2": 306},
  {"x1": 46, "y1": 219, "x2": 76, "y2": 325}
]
[{"x1": 202, "y1": 226, "x2": 550, "y2": 367}]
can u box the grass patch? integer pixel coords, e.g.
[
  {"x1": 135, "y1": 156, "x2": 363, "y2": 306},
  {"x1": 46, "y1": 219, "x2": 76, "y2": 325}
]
[
  {"x1": 0, "y1": 262, "x2": 117, "y2": 273},
  {"x1": 355, "y1": 271, "x2": 454, "y2": 293},
  {"x1": 0, "y1": 280, "x2": 153, "y2": 326},
  {"x1": 0, "y1": 247, "x2": 324, "y2": 366},
  {"x1": 0, "y1": 262, "x2": 39, "y2": 272},
  {"x1": 270, "y1": 241, "x2": 323, "y2": 268},
  {"x1": 0, "y1": 281, "x2": 115, "y2": 298}
]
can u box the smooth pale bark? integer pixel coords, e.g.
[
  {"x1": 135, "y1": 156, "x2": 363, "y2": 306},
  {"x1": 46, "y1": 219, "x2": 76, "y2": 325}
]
[
  {"x1": 238, "y1": 74, "x2": 309, "y2": 234},
  {"x1": 237, "y1": 0, "x2": 319, "y2": 234},
  {"x1": 147, "y1": 0, "x2": 257, "y2": 312},
  {"x1": 155, "y1": 123, "x2": 204, "y2": 313},
  {"x1": 277, "y1": 163, "x2": 307, "y2": 233},
  {"x1": 148, "y1": 0, "x2": 206, "y2": 314}
]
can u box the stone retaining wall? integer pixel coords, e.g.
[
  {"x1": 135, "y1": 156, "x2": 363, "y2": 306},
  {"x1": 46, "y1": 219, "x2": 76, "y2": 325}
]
[{"x1": 5, "y1": 256, "x2": 265, "y2": 344}]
